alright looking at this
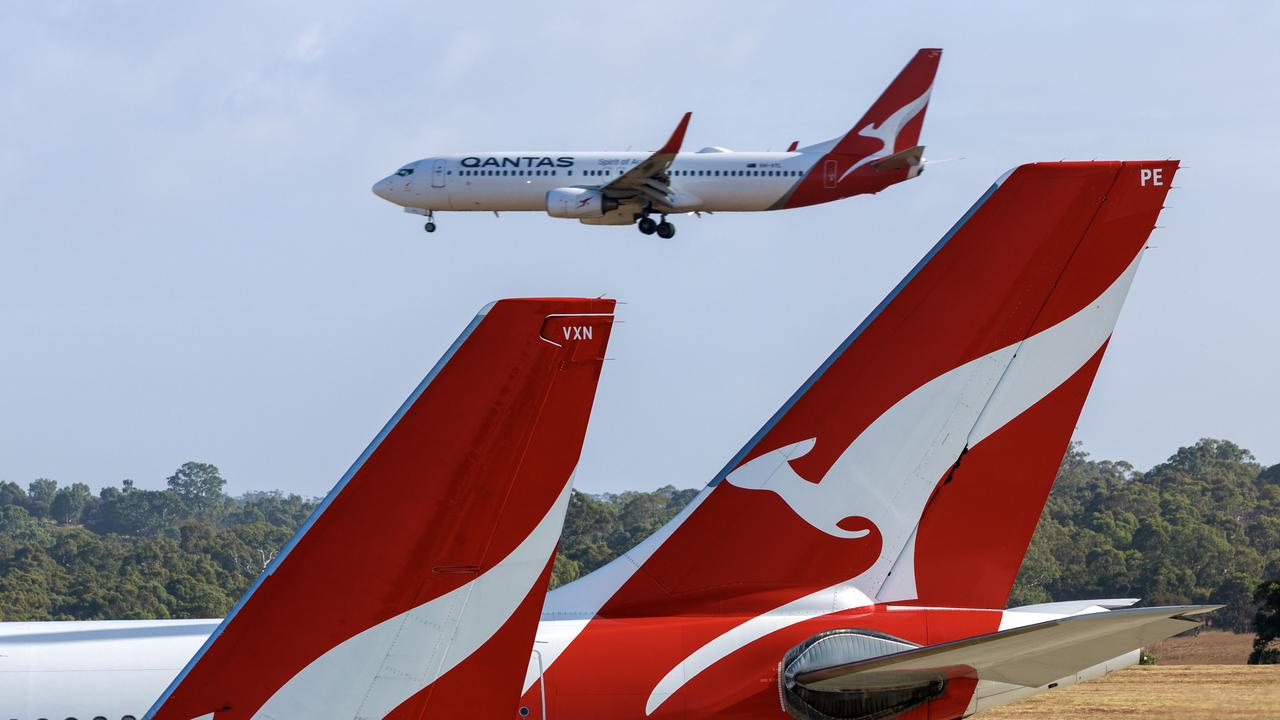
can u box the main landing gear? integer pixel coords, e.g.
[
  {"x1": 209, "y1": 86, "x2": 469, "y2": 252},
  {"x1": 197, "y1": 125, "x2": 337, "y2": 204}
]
[{"x1": 637, "y1": 215, "x2": 675, "y2": 239}]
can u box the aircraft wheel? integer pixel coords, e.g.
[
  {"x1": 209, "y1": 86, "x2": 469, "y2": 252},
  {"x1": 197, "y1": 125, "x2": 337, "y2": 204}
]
[
  {"x1": 424, "y1": 221, "x2": 437, "y2": 233},
  {"x1": 638, "y1": 217, "x2": 658, "y2": 235},
  {"x1": 656, "y1": 221, "x2": 676, "y2": 239}
]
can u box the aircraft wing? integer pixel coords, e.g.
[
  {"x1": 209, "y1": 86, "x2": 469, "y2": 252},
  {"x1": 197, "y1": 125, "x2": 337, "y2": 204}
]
[
  {"x1": 792, "y1": 605, "x2": 1218, "y2": 692},
  {"x1": 599, "y1": 112, "x2": 692, "y2": 209}
]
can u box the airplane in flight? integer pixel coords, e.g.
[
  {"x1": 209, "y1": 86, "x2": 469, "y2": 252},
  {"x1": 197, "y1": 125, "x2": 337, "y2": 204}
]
[
  {"x1": 0, "y1": 297, "x2": 616, "y2": 720},
  {"x1": 0, "y1": 161, "x2": 1206, "y2": 720},
  {"x1": 372, "y1": 49, "x2": 942, "y2": 237}
]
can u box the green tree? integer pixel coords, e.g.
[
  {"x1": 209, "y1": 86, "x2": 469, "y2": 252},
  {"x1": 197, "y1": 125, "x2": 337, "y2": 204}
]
[
  {"x1": 50, "y1": 482, "x2": 92, "y2": 524},
  {"x1": 26, "y1": 478, "x2": 58, "y2": 518},
  {"x1": 167, "y1": 462, "x2": 226, "y2": 515},
  {"x1": 1249, "y1": 580, "x2": 1280, "y2": 664}
]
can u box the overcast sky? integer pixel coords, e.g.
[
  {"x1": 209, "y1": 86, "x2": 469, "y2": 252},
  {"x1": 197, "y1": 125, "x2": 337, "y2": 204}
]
[{"x1": 2, "y1": 1, "x2": 1276, "y2": 497}]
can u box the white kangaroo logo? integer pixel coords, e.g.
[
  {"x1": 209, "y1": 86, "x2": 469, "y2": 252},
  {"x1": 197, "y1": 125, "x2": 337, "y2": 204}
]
[
  {"x1": 722, "y1": 256, "x2": 1140, "y2": 550},
  {"x1": 838, "y1": 85, "x2": 933, "y2": 183},
  {"x1": 723, "y1": 438, "x2": 873, "y2": 539}
]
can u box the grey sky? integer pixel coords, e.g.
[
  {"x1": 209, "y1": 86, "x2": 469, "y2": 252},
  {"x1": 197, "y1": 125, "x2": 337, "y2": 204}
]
[{"x1": 3, "y1": 2, "x2": 1276, "y2": 497}]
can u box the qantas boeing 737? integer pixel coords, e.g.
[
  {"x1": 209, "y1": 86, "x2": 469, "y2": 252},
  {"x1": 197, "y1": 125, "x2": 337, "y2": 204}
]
[
  {"x1": 0, "y1": 161, "x2": 1209, "y2": 720},
  {"x1": 371, "y1": 49, "x2": 942, "y2": 237}
]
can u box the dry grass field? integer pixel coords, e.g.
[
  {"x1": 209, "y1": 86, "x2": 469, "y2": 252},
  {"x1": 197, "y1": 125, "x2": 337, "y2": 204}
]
[
  {"x1": 1147, "y1": 629, "x2": 1254, "y2": 664},
  {"x1": 982, "y1": 632, "x2": 1278, "y2": 719},
  {"x1": 979, "y1": 665, "x2": 1280, "y2": 719}
]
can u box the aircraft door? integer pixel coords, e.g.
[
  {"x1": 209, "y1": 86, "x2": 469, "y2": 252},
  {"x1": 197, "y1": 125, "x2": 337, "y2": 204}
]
[
  {"x1": 824, "y1": 159, "x2": 838, "y2": 189},
  {"x1": 432, "y1": 159, "x2": 447, "y2": 188}
]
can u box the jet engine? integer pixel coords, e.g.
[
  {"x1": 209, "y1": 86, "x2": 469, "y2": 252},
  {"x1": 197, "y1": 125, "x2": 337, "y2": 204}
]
[
  {"x1": 779, "y1": 630, "x2": 946, "y2": 720},
  {"x1": 546, "y1": 187, "x2": 618, "y2": 218}
]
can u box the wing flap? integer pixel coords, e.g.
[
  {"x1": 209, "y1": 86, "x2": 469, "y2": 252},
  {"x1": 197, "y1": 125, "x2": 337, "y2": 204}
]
[{"x1": 796, "y1": 605, "x2": 1217, "y2": 691}]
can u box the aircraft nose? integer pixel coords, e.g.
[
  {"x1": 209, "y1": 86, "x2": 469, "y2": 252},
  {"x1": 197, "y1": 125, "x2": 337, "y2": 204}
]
[{"x1": 372, "y1": 176, "x2": 394, "y2": 201}]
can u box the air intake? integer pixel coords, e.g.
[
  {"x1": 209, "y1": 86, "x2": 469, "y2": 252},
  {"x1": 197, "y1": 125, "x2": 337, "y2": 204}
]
[{"x1": 779, "y1": 630, "x2": 946, "y2": 720}]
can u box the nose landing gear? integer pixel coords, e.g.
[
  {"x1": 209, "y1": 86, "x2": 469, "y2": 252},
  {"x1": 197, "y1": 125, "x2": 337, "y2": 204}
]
[{"x1": 422, "y1": 211, "x2": 437, "y2": 233}]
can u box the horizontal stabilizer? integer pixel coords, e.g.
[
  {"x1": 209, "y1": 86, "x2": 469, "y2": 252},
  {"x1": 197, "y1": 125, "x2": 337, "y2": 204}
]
[
  {"x1": 1008, "y1": 598, "x2": 1140, "y2": 615},
  {"x1": 794, "y1": 605, "x2": 1217, "y2": 691},
  {"x1": 871, "y1": 145, "x2": 924, "y2": 171}
]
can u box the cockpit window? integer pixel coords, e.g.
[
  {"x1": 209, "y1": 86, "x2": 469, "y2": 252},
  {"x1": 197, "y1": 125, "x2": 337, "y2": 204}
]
[{"x1": 395, "y1": 168, "x2": 415, "y2": 177}]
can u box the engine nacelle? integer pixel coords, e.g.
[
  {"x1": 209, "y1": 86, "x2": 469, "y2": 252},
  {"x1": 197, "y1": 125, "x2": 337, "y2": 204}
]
[
  {"x1": 546, "y1": 187, "x2": 618, "y2": 218},
  {"x1": 780, "y1": 629, "x2": 946, "y2": 720}
]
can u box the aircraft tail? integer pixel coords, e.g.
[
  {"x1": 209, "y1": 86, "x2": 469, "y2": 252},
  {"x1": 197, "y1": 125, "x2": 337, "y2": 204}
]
[
  {"x1": 551, "y1": 161, "x2": 1175, "y2": 623},
  {"x1": 801, "y1": 48, "x2": 940, "y2": 160},
  {"x1": 783, "y1": 49, "x2": 940, "y2": 208},
  {"x1": 148, "y1": 298, "x2": 615, "y2": 719}
]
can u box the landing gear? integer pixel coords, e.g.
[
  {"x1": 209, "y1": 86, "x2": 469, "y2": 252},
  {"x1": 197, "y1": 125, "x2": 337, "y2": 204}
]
[
  {"x1": 638, "y1": 214, "x2": 676, "y2": 238},
  {"x1": 422, "y1": 210, "x2": 436, "y2": 233}
]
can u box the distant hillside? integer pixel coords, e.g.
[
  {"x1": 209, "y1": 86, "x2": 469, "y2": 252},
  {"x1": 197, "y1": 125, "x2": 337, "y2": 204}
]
[{"x1": 0, "y1": 440, "x2": 1275, "y2": 628}]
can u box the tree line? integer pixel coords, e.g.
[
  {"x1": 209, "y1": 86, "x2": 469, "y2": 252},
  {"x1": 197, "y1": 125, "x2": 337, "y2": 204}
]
[{"x1": 0, "y1": 440, "x2": 1276, "y2": 656}]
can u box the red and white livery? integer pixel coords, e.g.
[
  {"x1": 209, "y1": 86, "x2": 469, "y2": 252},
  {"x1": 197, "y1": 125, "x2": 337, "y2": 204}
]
[
  {"x1": 372, "y1": 49, "x2": 943, "y2": 237},
  {"x1": 515, "y1": 160, "x2": 1206, "y2": 720},
  {"x1": 0, "y1": 162, "x2": 1214, "y2": 720},
  {"x1": 0, "y1": 298, "x2": 615, "y2": 720}
]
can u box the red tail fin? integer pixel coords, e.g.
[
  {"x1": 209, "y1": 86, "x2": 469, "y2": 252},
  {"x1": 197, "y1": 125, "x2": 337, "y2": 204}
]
[
  {"x1": 551, "y1": 162, "x2": 1175, "y2": 624},
  {"x1": 830, "y1": 47, "x2": 941, "y2": 159},
  {"x1": 783, "y1": 49, "x2": 941, "y2": 207},
  {"x1": 148, "y1": 298, "x2": 614, "y2": 719}
]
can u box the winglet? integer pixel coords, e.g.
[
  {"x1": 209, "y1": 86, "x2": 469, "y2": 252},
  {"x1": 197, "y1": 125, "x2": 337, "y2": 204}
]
[
  {"x1": 787, "y1": 140, "x2": 799, "y2": 152},
  {"x1": 657, "y1": 112, "x2": 692, "y2": 155}
]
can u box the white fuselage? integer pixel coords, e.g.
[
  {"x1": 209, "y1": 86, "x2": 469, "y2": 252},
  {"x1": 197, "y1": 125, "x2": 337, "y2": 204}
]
[
  {"x1": 0, "y1": 608, "x2": 1133, "y2": 719},
  {"x1": 372, "y1": 150, "x2": 818, "y2": 214}
]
